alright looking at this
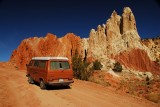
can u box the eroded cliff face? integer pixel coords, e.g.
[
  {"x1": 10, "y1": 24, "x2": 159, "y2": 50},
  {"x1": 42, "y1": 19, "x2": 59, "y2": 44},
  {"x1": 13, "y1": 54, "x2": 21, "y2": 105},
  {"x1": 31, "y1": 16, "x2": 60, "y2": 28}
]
[
  {"x1": 115, "y1": 49, "x2": 160, "y2": 75},
  {"x1": 142, "y1": 37, "x2": 160, "y2": 62},
  {"x1": 10, "y1": 33, "x2": 82, "y2": 69},
  {"x1": 10, "y1": 7, "x2": 160, "y2": 74}
]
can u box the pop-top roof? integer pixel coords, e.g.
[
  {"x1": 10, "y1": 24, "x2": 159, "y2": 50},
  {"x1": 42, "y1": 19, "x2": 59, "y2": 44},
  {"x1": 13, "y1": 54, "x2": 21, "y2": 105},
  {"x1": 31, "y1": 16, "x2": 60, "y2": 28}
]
[{"x1": 32, "y1": 57, "x2": 69, "y2": 60}]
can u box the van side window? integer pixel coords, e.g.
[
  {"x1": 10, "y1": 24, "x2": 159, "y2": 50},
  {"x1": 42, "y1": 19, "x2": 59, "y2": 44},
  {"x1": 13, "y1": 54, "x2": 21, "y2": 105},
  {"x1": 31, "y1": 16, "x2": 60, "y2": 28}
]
[
  {"x1": 34, "y1": 60, "x2": 39, "y2": 67},
  {"x1": 50, "y1": 61, "x2": 59, "y2": 70},
  {"x1": 39, "y1": 61, "x2": 46, "y2": 68}
]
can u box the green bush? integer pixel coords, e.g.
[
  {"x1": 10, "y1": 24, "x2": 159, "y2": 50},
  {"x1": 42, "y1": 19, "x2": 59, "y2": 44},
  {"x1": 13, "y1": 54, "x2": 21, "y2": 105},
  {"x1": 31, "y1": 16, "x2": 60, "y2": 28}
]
[
  {"x1": 72, "y1": 49, "x2": 93, "y2": 80},
  {"x1": 113, "y1": 62, "x2": 122, "y2": 72},
  {"x1": 92, "y1": 60, "x2": 103, "y2": 70}
]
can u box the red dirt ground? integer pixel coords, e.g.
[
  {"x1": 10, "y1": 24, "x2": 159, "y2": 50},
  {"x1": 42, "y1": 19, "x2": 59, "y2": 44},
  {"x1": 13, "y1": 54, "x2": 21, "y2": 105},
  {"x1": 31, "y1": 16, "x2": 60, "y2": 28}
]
[{"x1": 0, "y1": 62, "x2": 159, "y2": 107}]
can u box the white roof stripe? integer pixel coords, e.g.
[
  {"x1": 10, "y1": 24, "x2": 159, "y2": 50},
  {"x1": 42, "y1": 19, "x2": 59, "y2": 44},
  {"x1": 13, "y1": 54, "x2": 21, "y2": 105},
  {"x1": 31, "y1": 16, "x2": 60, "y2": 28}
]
[{"x1": 32, "y1": 57, "x2": 69, "y2": 60}]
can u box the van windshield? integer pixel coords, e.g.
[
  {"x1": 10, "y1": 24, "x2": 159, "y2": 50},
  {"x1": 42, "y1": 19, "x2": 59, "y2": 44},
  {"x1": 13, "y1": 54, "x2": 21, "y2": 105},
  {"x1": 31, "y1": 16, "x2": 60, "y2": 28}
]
[{"x1": 50, "y1": 61, "x2": 70, "y2": 70}]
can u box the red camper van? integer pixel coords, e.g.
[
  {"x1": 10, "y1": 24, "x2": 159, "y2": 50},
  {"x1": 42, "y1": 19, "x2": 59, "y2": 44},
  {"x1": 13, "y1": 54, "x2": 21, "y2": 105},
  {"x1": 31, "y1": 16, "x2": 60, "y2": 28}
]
[{"x1": 26, "y1": 57, "x2": 74, "y2": 89}]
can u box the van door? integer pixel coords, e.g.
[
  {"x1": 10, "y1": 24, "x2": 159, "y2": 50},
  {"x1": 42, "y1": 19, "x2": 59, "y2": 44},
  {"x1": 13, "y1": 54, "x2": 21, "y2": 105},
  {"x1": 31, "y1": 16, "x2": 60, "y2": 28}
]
[{"x1": 49, "y1": 61, "x2": 73, "y2": 81}]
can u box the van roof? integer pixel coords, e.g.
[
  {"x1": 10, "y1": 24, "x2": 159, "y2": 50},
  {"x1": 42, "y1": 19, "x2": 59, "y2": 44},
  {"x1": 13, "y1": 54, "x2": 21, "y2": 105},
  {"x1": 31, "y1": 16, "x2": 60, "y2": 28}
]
[{"x1": 32, "y1": 57, "x2": 69, "y2": 60}]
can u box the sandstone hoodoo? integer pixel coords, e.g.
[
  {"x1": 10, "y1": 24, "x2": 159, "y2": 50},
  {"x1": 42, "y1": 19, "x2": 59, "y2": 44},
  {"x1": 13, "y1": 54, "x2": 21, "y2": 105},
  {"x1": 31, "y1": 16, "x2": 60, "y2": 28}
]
[
  {"x1": 10, "y1": 7, "x2": 160, "y2": 75},
  {"x1": 87, "y1": 7, "x2": 143, "y2": 60}
]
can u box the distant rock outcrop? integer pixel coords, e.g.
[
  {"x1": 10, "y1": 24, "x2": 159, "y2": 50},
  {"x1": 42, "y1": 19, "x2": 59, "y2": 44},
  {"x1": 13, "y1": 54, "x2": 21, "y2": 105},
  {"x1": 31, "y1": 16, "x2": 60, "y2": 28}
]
[
  {"x1": 10, "y1": 33, "x2": 82, "y2": 69},
  {"x1": 10, "y1": 7, "x2": 160, "y2": 75}
]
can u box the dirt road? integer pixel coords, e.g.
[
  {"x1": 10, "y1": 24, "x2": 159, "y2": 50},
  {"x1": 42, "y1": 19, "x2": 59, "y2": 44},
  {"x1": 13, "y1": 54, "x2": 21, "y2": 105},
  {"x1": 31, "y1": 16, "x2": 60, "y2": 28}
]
[{"x1": 0, "y1": 63, "x2": 159, "y2": 107}]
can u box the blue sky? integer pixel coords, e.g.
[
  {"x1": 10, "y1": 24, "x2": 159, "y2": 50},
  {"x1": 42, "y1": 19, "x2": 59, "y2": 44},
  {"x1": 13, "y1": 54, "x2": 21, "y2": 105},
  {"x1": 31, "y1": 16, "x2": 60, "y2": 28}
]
[{"x1": 0, "y1": 0, "x2": 160, "y2": 62}]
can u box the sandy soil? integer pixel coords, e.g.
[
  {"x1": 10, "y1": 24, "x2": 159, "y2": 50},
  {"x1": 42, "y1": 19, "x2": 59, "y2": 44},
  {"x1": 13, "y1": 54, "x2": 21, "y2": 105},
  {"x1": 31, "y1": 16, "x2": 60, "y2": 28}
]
[{"x1": 0, "y1": 63, "x2": 159, "y2": 107}]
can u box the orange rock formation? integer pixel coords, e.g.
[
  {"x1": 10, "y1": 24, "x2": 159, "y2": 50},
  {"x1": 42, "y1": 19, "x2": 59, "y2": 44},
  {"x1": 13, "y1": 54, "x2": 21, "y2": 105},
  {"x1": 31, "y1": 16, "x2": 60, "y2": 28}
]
[{"x1": 10, "y1": 33, "x2": 82, "y2": 69}]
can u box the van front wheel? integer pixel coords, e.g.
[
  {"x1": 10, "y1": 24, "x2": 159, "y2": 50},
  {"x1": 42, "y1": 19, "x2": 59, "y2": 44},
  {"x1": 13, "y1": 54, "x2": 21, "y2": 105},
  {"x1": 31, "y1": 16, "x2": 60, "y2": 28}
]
[
  {"x1": 40, "y1": 80, "x2": 46, "y2": 89},
  {"x1": 28, "y1": 76, "x2": 34, "y2": 84}
]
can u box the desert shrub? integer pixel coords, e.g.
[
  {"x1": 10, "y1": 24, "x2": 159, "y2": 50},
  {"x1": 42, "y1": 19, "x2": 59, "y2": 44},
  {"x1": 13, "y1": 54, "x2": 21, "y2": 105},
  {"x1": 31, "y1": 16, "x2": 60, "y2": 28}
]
[
  {"x1": 113, "y1": 62, "x2": 122, "y2": 72},
  {"x1": 72, "y1": 49, "x2": 93, "y2": 80},
  {"x1": 92, "y1": 60, "x2": 103, "y2": 70},
  {"x1": 72, "y1": 50, "x2": 82, "y2": 77}
]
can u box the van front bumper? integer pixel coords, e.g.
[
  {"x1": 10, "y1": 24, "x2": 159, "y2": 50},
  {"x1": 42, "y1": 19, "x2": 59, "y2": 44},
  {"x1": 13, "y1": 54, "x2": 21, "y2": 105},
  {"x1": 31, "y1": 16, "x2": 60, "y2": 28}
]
[{"x1": 46, "y1": 80, "x2": 74, "y2": 86}]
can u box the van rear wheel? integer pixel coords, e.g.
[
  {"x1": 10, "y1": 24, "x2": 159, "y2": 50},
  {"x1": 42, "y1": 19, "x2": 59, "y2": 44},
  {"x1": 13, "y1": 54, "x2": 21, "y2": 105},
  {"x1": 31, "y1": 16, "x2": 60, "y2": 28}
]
[
  {"x1": 28, "y1": 76, "x2": 34, "y2": 84},
  {"x1": 40, "y1": 80, "x2": 46, "y2": 89}
]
